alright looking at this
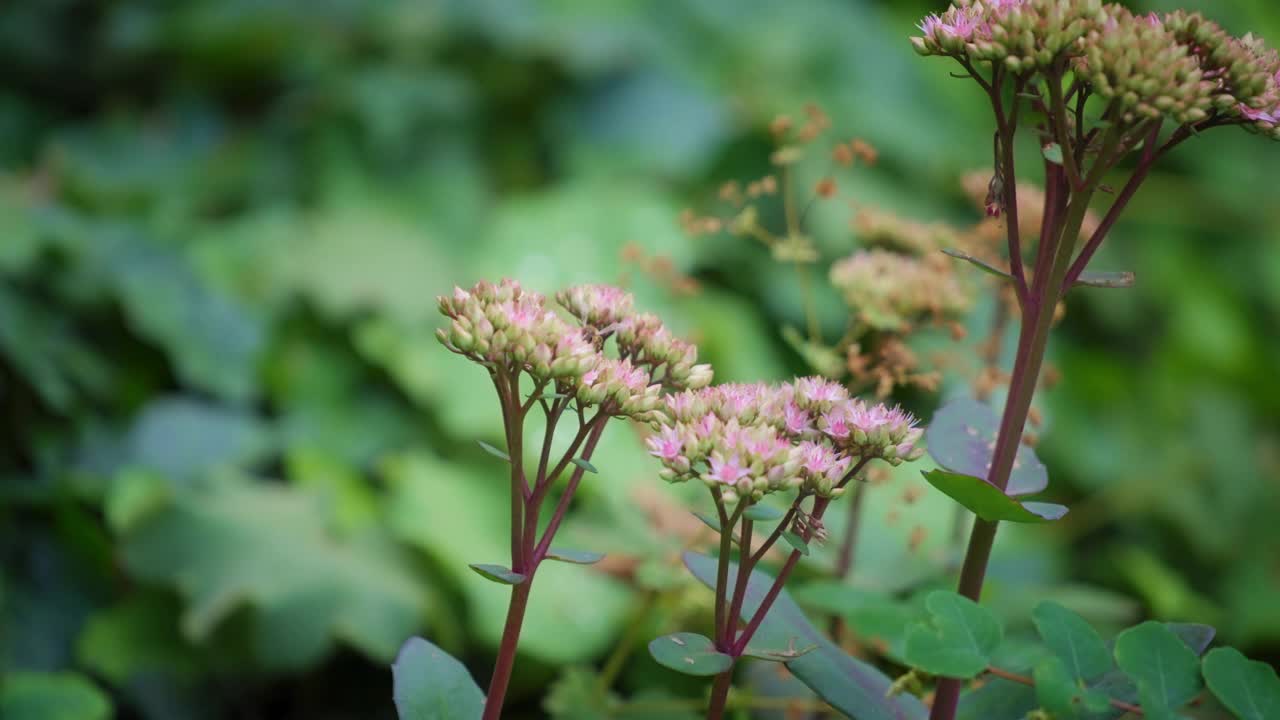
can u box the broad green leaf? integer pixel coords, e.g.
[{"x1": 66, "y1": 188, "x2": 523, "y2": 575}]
[
  {"x1": 569, "y1": 457, "x2": 598, "y2": 474},
  {"x1": 925, "y1": 397, "x2": 1048, "y2": 497},
  {"x1": 1202, "y1": 647, "x2": 1280, "y2": 720},
  {"x1": 1034, "y1": 656, "x2": 1112, "y2": 719},
  {"x1": 0, "y1": 672, "x2": 112, "y2": 720},
  {"x1": 1074, "y1": 271, "x2": 1135, "y2": 289},
  {"x1": 476, "y1": 440, "x2": 511, "y2": 462},
  {"x1": 904, "y1": 591, "x2": 1003, "y2": 679},
  {"x1": 1032, "y1": 601, "x2": 1113, "y2": 681},
  {"x1": 392, "y1": 637, "x2": 484, "y2": 720},
  {"x1": 781, "y1": 530, "x2": 810, "y2": 556},
  {"x1": 922, "y1": 470, "x2": 1067, "y2": 523},
  {"x1": 544, "y1": 548, "x2": 606, "y2": 565},
  {"x1": 1113, "y1": 622, "x2": 1202, "y2": 714},
  {"x1": 648, "y1": 632, "x2": 733, "y2": 677},
  {"x1": 683, "y1": 552, "x2": 927, "y2": 720},
  {"x1": 941, "y1": 248, "x2": 1013, "y2": 280},
  {"x1": 118, "y1": 476, "x2": 426, "y2": 669},
  {"x1": 743, "y1": 503, "x2": 784, "y2": 522},
  {"x1": 1083, "y1": 623, "x2": 1216, "y2": 720},
  {"x1": 468, "y1": 564, "x2": 527, "y2": 585}
]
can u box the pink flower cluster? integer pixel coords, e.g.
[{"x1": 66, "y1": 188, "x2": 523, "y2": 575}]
[
  {"x1": 647, "y1": 377, "x2": 925, "y2": 503},
  {"x1": 437, "y1": 279, "x2": 712, "y2": 420}
]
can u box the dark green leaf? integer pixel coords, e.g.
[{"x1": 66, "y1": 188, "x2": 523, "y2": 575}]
[
  {"x1": 392, "y1": 637, "x2": 484, "y2": 720},
  {"x1": 904, "y1": 591, "x2": 1003, "y2": 679},
  {"x1": 743, "y1": 504, "x2": 784, "y2": 522},
  {"x1": 1034, "y1": 656, "x2": 1111, "y2": 719},
  {"x1": 476, "y1": 440, "x2": 511, "y2": 462},
  {"x1": 1074, "y1": 271, "x2": 1135, "y2": 289},
  {"x1": 0, "y1": 672, "x2": 112, "y2": 720},
  {"x1": 941, "y1": 249, "x2": 1013, "y2": 280},
  {"x1": 1113, "y1": 621, "x2": 1202, "y2": 713},
  {"x1": 781, "y1": 531, "x2": 810, "y2": 556},
  {"x1": 1081, "y1": 623, "x2": 1216, "y2": 720},
  {"x1": 647, "y1": 632, "x2": 733, "y2": 677},
  {"x1": 468, "y1": 564, "x2": 527, "y2": 585},
  {"x1": 925, "y1": 397, "x2": 1048, "y2": 497},
  {"x1": 1043, "y1": 143, "x2": 1064, "y2": 164},
  {"x1": 922, "y1": 470, "x2": 1067, "y2": 523},
  {"x1": 957, "y1": 676, "x2": 1038, "y2": 720},
  {"x1": 683, "y1": 552, "x2": 927, "y2": 720},
  {"x1": 570, "y1": 457, "x2": 598, "y2": 474},
  {"x1": 1032, "y1": 601, "x2": 1113, "y2": 682},
  {"x1": 544, "y1": 548, "x2": 606, "y2": 565},
  {"x1": 1202, "y1": 647, "x2": 1280, "y2": 720}
]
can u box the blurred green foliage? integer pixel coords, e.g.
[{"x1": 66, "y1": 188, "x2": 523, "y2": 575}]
[{"x1": 0, "y1": 0, "x2": 1276, "y2": 718}]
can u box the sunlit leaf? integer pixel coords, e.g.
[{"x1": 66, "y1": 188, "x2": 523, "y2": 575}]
[{"x1": 922, "y1": 470, "x2": 1067, "y2": 523}]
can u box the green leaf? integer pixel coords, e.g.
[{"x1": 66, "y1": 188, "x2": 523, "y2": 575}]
[
  {"x1": 1043, "y1": 143, "x2": 1064, "y2": 164},
  {"x1": 921, "y1": 470, "x2": 1067, "y2": 523},
  {"x1": 1074, "y1": 271, "x2": 1135, "y2": 289},
  {"x1": 469, "y1": 564, "x2": 527, "y2": 585},
  {"x1": 1203, "y1": 647, "x2": 1280, "y2": 720},
  {"x1": 1081, "y1": 623, "x2": 1216, "y2": 720},
  {"x1": 570, "y1": 457, "x2": 598, "y2": 474},
  {"x1": 647, "y1": 632, "x2": 734, "y2": 677},
  {"x1": 904, "y1": 591, "x2": 1003, "y2": 679},
  {"x1": 0, "y1": 672, "x2": 112, "y2": 720},
  {"x1": 392, "y1": 637, "x2": 484, "y2": 720},
  {"x1": 781, "y1": 530, "x2": 810, "y2": 556},
  {"x1": 941, "y1": 249, "x2": 1013, "y2": 280},
  {"x1": 926, "y1": 397, "x2": 1048, "y2": 497},
  {"x1": 1034, "y1": 656, "x2": 1111, "y2": 719},
  {"x1": 743, "y1": 504, "x2": 784, "y2": 522},
  {"x1": 1031, "y1": 601, "x2": 1113, "y2": 682},
  {"x1": 118, "y1": 476, "x2": 426, "y2": 669},
  {"x1": 476, "y1": 440, "x2": 511, "y2": 462},
  {"x1": 683, "y1": 552, "x2": 927, "y2": 720},
  {"x1": 1113, "y1": 621, "x2": 1202, "y2": 714},
  {"x1": 544, "y1": 548, "x2": 606, "y2": 565}
]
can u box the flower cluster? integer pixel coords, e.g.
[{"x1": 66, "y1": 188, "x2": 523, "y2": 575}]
[
  {"x1": 437, "y1": 279, "x2": 712, "y2": 420},
  {"x1": 913, "y1": 1, "x2": 1280, "y2": 138},
  {"x1": 829, "y1": 249, "x2": 971, "y2": 332},
  {"x1": 648, "y1": 377, "x2": 924, "y2": 503},
  {"x1": 913, "y1": 0, "x2": 1101, "y2": 69}
]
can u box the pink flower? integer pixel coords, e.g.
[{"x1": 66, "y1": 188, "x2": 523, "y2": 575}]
[
  {"x1": 646, "y1": 427, "x2": 684, "y2": 461},
  {"x1": 820, "y1": 409, "x2": 851, "y2": 439},
  {"x1": 1240, "y1": 103, "x2": 1278, "y2": 124},
  {"x1": 797, "y1": 441, "x2": 837, "y2": 475},
  {"x1": 795, "y1": 377, "x2": 845, "y2": 405},
  {"x1": 706, "y1": 453, "x2": 750, "y2": 486},
  {"x1": 783, "y1": 401, "x2": 811, "y2": 436}
]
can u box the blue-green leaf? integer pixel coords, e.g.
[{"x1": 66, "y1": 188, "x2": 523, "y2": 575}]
[
  {"x1": 648, "y1": 632, "x2": 733, "y2": 677},
  {"x1": 904, "y1": 591, "x2": 1003, "y2": 679},
  {"x1": 468, "y1": 563, "x2": 527, "y2": 585},
  {"x1": 544, "y1": 548, "x2": 605, "y2": 565},
  {"x1": 476, "y1": 440, "x2": 510, "y2": 463},
  {"x1": 570, "y1": 457, "x2": 598, "y2": 474},
  {"x1": 781, "y1": 530, "x2": 810, "y2": 556},
  {"x1": 743, "y1": 504, "x2": 784, "y2": 522},
  {"x1": 0, "y1": 672, "x2": 112, "y2": 720},
  {"x1": 392, "y1": 637, "x2": 484, "y2": 720},
  {"x1": 926, "y1": 397, "x2": 1048, "y2": 497}
]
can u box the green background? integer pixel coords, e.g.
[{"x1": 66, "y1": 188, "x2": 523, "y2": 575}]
[{"x1": 1, "y1": 1, "x2": 1276, "y2": 718}]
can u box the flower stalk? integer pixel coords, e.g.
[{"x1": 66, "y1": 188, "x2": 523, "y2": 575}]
[{"x1": 913, "y1": 3, "x2": 1280, "y2": 718}]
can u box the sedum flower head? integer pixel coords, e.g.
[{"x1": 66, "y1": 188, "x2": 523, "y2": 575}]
[
  {"x1": 437, "y1": 279, "x2": 712, "y2": 421},
  {"x1": 913, "y1": 0, "x2": 1103, "y2": 70},
  {"x1": 829, "y1": 249, "x2": 971, "y2": 331},
  {"x1": 648, "y1": 378, "x2": 924, "y2": 503},
  {"x1": 1162, "y1": 11, "x2": 1280, "y2": 138}
]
